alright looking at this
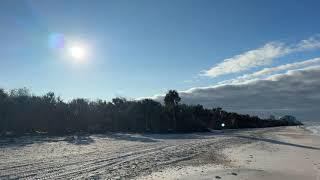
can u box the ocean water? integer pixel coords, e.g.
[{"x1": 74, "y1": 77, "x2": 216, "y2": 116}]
[
  {"x1": 305, "y1": 121, "x2": 320, "y2": 136},
  {"x1": 306, "y1": 126, "x2": 320, "y2": 136}
]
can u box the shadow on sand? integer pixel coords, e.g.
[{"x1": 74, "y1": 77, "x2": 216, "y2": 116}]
[
  {"x1": 95, "y1": 132, "x2": 219, "y2": 142},
  {"x1": 107, "y1": 133, "x2": 159, "y2": 143},
  {"x1": 236, "y1": 135, "x2": 320, "y2": 150},
  {"x1": 65, "y1": 135, "x2": 95, "y2": 145}
]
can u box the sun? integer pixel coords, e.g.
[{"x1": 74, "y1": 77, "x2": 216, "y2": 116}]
[
  {"x1": 68, "y1": 44, "x2": 87, "y2": 61},
  {"x1": 70, "y1": 46, "x2": 85, "y2": 59}
]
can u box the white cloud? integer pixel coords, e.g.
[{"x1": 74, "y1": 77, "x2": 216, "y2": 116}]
[
  {"x1": 202, "y1": 36, "x2": 320, "y2": 78},
  {"x1": 181, "y1": 66, "x2": 320, "y2": 121},
  {"x1": 148, "y1": 36, "x2": 320, "y2": 121},
  {"x1": 296, "y1": 36, "x2": 320, "y2": 50},
  {"x1": 151, "y1": 58, "x2": 320, "y2": 121},
  {"x1": 219, "y1": 57, "x2": 320, "y2": 85}
]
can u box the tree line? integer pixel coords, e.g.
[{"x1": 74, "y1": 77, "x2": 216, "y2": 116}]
[{"x1": 0, "y1": 88, "x2": 301, "y2": 136}]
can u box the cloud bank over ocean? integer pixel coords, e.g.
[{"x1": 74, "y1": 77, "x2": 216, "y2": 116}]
[
  {"x1": 150, "y1": 36, "x2": 320, "y2": 121},
  {"x1": 180, "y1": 66, "x2": 320, "y2": 121}
]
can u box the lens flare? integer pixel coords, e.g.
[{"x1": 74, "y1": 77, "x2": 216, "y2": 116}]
[{"x1": 48, "y1": 33, "x2": 90, "y2": 64}]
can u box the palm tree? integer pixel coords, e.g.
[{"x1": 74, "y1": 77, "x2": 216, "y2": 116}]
[{"x1": 164, "y1": 90, "x2": 181, "y2": 131}]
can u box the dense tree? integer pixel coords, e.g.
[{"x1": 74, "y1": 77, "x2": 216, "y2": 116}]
[
  {"x1": 0, "y1": 89, "x2": 8, "y2": 132},
  {"x1": 164, "y1": 90, "x2": 181, "y2": 130},
  {"x1": 0, "y1": 88, "x2": 302, "y2": 136},
  {"x1": 140, "y1": 99, "x2": 162, "y2": 131}
]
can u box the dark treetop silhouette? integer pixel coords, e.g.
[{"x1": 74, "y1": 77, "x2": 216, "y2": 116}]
[{"x1": 0, "y1": 88, "x2": 302, "y2": 136}]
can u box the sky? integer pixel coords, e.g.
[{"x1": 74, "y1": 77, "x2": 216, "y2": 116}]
[{"x1": 1, "y1": 0, "x2": 320, "y2": 121}]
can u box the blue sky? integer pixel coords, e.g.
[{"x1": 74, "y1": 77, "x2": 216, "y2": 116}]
[{"x1": 1, "y1": 0, "x2": 320, "y2": 101}]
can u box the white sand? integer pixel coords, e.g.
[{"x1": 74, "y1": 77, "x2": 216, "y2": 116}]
[
  {"x1": 1, "y1": 127, "x2": 319, "y2": 179},
  {"x1": 139, "y1": 126, "x2": 320, "y2": 180},
  {"x1": 0, "y1": 132, "x2": 244, "y2": 179}
]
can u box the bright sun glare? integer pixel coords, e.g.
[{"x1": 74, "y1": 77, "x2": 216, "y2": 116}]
[{"x1": 68, "y1": 45, "x2": 87, "y2": 61}]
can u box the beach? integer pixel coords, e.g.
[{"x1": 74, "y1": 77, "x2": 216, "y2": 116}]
[
  {"x1": 139, "y1": 126, "x2": 320, "y2": 180},
  {"x1": 0, "y1": 126, "x2": 319, "y2": 179}
]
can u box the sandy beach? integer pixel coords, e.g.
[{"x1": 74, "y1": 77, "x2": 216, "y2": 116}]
[
  {"x1": 139, "y1": 126, "x2": 320, "y2": 180},
  {"x1": 1, "y1": 126, "x2": 319, "y2": 179}
]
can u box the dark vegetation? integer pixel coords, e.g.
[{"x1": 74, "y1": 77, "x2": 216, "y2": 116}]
[{"x1": 0, "y1": 88, "x2": 302, "y2": 136}]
